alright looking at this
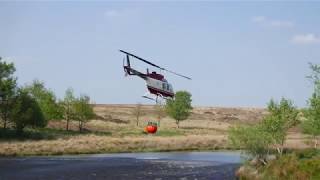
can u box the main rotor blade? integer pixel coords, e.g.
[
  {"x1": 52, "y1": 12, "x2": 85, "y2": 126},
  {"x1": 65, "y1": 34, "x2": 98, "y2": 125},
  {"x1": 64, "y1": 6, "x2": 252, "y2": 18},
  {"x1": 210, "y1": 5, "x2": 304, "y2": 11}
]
[
  {"x1": 164, "y1": 69, "x2": 192, "y2": 80},
  {"x1": 119, "y1": 50, "x2": 191, "y2": 80},
  {"x1": 120, "y1": 50, "x2": 162, "y2": 69}
]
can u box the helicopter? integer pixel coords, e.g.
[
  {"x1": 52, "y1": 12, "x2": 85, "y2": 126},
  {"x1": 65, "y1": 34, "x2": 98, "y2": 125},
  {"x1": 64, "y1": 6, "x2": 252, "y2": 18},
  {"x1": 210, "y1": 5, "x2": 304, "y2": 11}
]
[{"x1": 120, "y1": 50, "x2": 191, "y2": 102}]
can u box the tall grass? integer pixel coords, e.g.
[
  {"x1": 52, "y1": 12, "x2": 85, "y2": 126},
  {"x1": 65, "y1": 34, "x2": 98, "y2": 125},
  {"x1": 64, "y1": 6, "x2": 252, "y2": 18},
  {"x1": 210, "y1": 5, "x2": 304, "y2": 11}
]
[
  {"x1": 237, "y1": 149, "x2": 320, "y2": 180},
  {"x1": 261, "y1": 150, "x2": 320, "y2": 180},
  {"x1": 0, "y1": 135, "x2": 227, "y2": 156}
]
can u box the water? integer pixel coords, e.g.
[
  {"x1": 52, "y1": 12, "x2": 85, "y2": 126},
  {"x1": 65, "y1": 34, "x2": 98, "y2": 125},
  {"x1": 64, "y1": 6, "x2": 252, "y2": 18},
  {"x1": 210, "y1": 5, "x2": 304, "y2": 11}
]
[
  {"x1": 91, "y1": 151, "x2": 243, "y2": 164},
  {"x1": 0, "y1": 151, "x2": 243, "y2": 180}
]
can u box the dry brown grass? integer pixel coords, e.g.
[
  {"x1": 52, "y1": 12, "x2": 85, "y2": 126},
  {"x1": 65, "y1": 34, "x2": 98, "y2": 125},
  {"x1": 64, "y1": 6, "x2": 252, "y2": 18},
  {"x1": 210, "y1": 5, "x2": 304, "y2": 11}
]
[
  {"x1": 0, "y1": 105, "x2": 311, "y2": 156},
  {"x1": 0, "y1": 135, "x2": 228, "y2": 156}
]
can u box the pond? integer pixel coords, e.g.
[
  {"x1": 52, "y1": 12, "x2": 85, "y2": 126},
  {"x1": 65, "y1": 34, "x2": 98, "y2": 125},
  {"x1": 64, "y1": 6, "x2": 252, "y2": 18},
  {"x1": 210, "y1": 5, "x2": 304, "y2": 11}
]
[
  {"x1": 0, "y1": 151, "x2": 244, "y2": 180},
  {"x1": 92, "y1": 151, "x2": 243, "y2": 163}
]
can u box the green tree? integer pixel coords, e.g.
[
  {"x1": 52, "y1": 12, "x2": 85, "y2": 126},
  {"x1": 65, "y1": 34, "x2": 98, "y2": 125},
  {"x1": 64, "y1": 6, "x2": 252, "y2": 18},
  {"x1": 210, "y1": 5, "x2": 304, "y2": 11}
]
[
  {"x1": 229, "y1": 98, "x2": 298, "y2": 162},
  {"x1": 25, "y1": 80, "x2": 62, "y2": 121},
  {"x1": 166, "y1": 91, "x2": 192, "y2": 128},
  {"x1": 306, "y1": 63, "x2": 320, "y2": 92},
  {"x1": 303, "y1": 94, "x2": 320, "y2": 148},
  {"x1": 303, "y1": 63, "x2": 320, "y2": 148},
  {"x1": 261, "y1": 98, "x2": 298, "y2": 155},
  {"x1": 229, "y1": 125, "x2": 273, "y2": 165},
  {"x1": 10, "y1": 89, "x2": 46, "y2": 134},
  {"x1": 74, "y1": 95, "x2": 95, "y2": 132},
  {"x1": 0, "y1": 57, "x2": 17, "y2": 129},
  {"x1": 61, "y1": 88, "x2": 76, "y2": 131}
]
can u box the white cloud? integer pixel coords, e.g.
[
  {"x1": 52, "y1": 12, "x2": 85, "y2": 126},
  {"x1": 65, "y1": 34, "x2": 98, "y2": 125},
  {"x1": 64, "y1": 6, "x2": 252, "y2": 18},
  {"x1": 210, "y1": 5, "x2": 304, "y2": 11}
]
[
  {"x1": 252, "y1": 16, "x2": 294, "y2": 28},
  {"x1": 291, "y1": 33, "x2": 320, "y2": 45}
]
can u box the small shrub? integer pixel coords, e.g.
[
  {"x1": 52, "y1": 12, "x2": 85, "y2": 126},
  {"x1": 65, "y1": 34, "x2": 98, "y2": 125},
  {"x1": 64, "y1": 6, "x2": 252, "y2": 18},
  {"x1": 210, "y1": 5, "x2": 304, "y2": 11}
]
[{"x1": 261, "y1": 151, "x2": 320, "y2": 180}]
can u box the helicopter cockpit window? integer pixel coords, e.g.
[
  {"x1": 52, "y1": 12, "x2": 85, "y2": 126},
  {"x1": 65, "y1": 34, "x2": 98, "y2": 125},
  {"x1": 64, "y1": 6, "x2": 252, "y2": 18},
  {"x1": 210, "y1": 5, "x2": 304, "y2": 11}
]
[{"x1": 168, "y1": 84, "x2": 173, "y2": 92}]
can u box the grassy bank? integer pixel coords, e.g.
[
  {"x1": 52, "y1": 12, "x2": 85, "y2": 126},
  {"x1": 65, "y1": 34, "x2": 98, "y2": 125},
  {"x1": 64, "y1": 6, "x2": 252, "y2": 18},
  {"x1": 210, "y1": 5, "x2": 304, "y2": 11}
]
[
  {"x1": 237, "y1": 149, "x2": 320, "y2": 180},
  {"x1": 0, "y1": 118, "x2": 229, "y2": 156},
  {"x1": 0, "y1": 133, "x2": 228, "y2": 156}
]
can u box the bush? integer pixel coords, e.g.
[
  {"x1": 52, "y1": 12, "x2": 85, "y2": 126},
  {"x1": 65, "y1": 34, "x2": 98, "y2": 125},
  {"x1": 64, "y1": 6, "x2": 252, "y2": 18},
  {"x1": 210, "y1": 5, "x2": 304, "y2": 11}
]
[
  {"x1": 25, "y1": 80, "x2": 62, "y2": 121},
  {"x1": 229, "y1": 125, "x2": 273, "y2": 165},
  {"x1": 303, "y1": 63, "x2": 320, "y2": 148},
  {"x1": 229, "y1": 98, "x2": 298, "y2": 162},
  {"x1": 261, "y1": 98, "x2": 298, "y2": 155},
  {"x1": 73, "y1": 94, "x2": 95, "y2": 132},
  {"x1": 10, "y1": 89, "x2": 46, "y2": 134},
  {"x1": 166, "y1": 91, "x2": 192, "y2": 128},
  {"x1": 262, "y1": 151, "x2": 320, "y2": 180}
]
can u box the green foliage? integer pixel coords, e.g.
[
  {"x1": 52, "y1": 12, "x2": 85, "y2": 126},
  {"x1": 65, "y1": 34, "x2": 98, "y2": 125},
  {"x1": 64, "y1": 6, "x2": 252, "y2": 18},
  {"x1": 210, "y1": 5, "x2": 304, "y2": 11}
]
[
  {"x1": 302, "y1": 93, "x2": 320, "y2": 136},
  {"x1": 73, "y1": 94, "x2": 95, "y2": 132},
  {"x1": 25, "y1": 80, "x2": 62, "y2": 121},
  {"x1": 229, "y1": 125, "x2": 272, "y2": 163},
  {"x1": 0, "y1": 57, "x2": 17, "y2": 129},
  {"x1": 261, "y1": 98, "x2": 298, "y2": 154},
  {"x1": 306, "y1": 63, "x2": 320, "y2": 94},
  {"x1": 229, "y1": 98, "x2": 298, "y2": 161},
  {"x1": 60, "y1": 88, "x2": 76, "y2": 131},
  {"x1": 0, "y1": 57, "x2": 17, "y2": 96},
  {"x1": 261, "y1": 151, "x2": 320, "y2": 180},
  {"x1": 0, "y1": 57, "x2": 97, "y2": 137},
  {"x1": 296, "y1": 149, "x2": 320, "y2": 159},
  {"x1": 9, "y1": 89, "x2": 46, "y2": 134},
  {"x1": 166, "y1": 91, "x2": 192, "y2": 128},
  {"x1": 303, "y1": 63, "x2": 320, "y2": 148}
]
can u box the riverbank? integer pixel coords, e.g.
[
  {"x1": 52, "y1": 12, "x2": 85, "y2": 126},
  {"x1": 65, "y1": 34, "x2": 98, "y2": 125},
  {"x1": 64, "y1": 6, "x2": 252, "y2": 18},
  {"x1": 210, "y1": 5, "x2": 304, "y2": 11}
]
[
  {"x1": 0, "y1": 131, "x2": 310, "y2": 156},
  {"x1": 0, "y1": 134, "x2": 229, "y2": 156},
  {"x1": 236, "y1": 149, "x2": 320, "y2": 179}
]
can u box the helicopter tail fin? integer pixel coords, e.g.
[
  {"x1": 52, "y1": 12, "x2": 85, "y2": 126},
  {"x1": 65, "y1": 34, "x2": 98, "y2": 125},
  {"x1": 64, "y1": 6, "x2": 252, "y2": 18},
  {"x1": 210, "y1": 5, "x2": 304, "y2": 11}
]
[
  {"x1": 126, "y1": 54, "x2": 130, "y2": 67},
  {"x1": 123, "y1": 55, "x2": 131, "y2": 76}
]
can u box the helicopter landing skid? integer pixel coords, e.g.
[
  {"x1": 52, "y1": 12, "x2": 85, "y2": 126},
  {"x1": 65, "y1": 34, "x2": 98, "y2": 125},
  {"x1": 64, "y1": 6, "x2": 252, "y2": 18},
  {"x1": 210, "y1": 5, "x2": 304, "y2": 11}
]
[
  {"x1": 142, "y1": 93, "x2": 165, "y2": 104},
  {"x1": 142, "y1": 95, "x2": 156, "y2": 101}
]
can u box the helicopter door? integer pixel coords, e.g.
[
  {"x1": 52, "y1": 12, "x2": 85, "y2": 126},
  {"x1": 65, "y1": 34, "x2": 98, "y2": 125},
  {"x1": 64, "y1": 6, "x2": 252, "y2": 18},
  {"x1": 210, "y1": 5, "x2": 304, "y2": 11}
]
[
  {"x1": 168, "y1": 83, "x2": 173, "y2": 93},
  {"x1": 146, "y1": 78, "x2": 162, "y2": 90},
  {"x1": 163, "y1": 82, "x2": 171, "y2": 92},
  {"x1": 162, "y1": 83, "x2": 166, "y2": 91}
]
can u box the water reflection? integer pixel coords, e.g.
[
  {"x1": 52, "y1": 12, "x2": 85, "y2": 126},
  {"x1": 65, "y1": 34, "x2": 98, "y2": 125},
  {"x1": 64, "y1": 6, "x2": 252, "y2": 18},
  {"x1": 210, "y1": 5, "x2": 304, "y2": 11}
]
[{"x1": 91, "y1": 151, "x2": 243, "y2": 164}]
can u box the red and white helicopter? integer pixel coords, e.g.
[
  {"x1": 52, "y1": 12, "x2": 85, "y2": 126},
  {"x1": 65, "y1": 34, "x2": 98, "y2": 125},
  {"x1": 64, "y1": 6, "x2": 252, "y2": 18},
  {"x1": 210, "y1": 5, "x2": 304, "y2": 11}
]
[{"x1": 120, "y1": 50, "x2": 191, "y2": 102}]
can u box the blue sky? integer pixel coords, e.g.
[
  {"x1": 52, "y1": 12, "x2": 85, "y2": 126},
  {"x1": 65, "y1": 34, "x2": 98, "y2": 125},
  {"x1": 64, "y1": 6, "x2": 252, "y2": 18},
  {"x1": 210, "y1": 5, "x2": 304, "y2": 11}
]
[{"x1": 1, "y1": 1, "x2": 320, "y2": 107}]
